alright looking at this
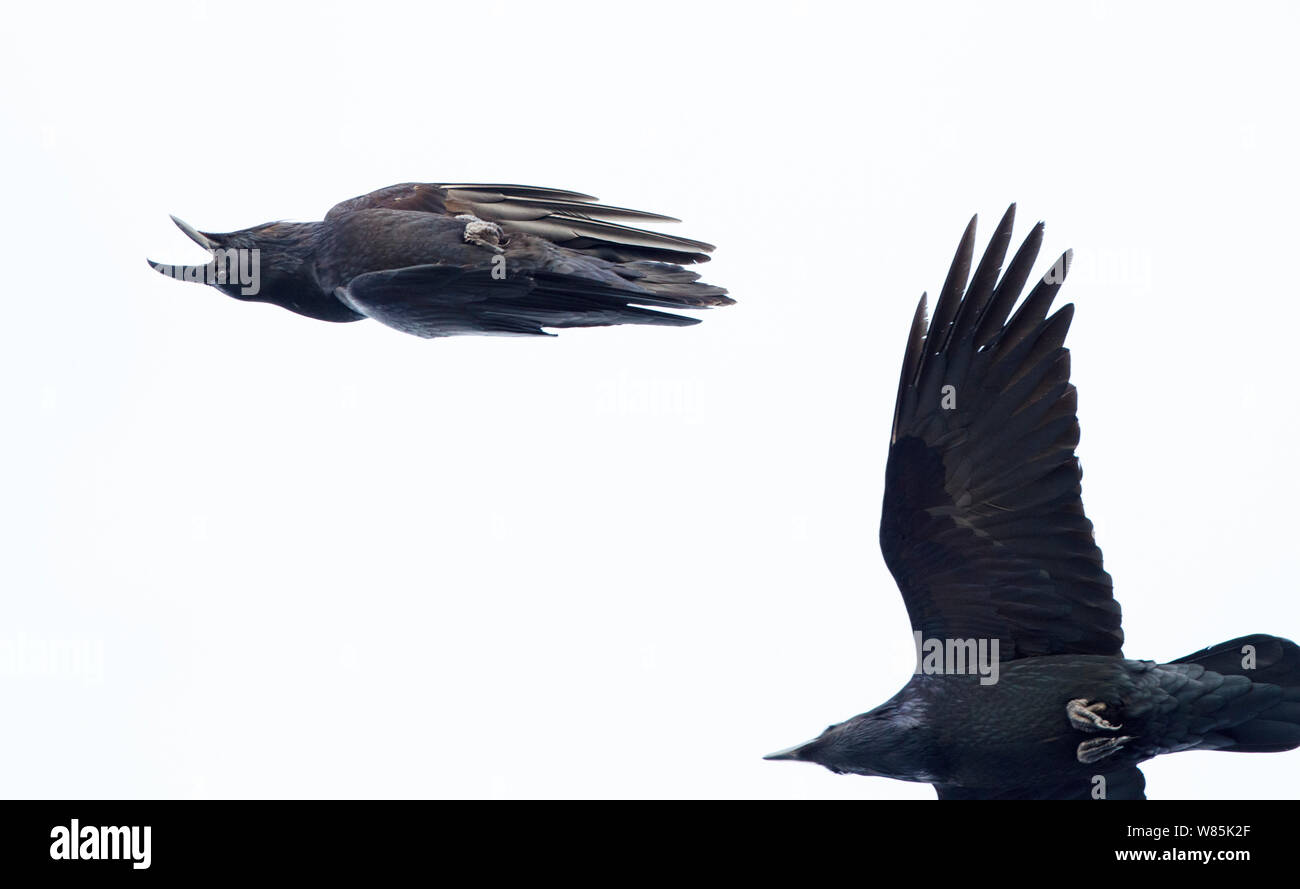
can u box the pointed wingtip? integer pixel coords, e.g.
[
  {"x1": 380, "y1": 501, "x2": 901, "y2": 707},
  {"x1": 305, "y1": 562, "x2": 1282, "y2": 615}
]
[
  {"x1": 1056, "y1": 248, "x2": 1074, "y2": 282},
  {"x1": 958, "y1": 216, "x2": 978, "y2": 254}
]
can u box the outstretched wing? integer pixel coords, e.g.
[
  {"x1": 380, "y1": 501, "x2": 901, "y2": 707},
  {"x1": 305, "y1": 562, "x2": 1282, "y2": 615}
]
[
  {"x1": 334, "y1": 264, "x2": 705, "y2": 338},
  {"x1": 880, "y1": 205, "x2": 1123, "y2": 661},
  {"x1": 326, "y1": 182, "x2": 714, "y2": 264}
]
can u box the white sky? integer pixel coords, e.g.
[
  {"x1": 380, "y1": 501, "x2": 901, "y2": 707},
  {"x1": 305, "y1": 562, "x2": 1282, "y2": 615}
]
[{"x1": 2, "y1": 1, "x2": 1298, "y2": 799}]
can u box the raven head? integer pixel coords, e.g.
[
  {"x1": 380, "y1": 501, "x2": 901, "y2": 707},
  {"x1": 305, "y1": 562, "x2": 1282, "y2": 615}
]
[
  {"x1": 765, "y1": 695, "x2": 939, "y2": 782},
  {"x1": 148, "y1": 216, "x2": 359, "y2": 322}
]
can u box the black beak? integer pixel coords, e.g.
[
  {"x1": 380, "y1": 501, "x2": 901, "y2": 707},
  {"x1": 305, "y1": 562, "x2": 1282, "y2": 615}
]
[
  {"x1": 763, "y1": 738, "x2": 817, "y2": 761},
  {"x1": 169, "y1": 214, "x2": 216, "y2": 250},
  {"x1": 147, "y1": 215, "x2": 217, "y2": 280}
]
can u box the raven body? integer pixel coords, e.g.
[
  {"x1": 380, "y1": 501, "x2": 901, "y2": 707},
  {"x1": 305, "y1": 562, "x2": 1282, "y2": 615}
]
[
  {"x1": 766, "y1": 207, "x2": 1300, "y2": 799},
  {"x1": 148, "y1": 183, "x2": 731, "y2": 337}
]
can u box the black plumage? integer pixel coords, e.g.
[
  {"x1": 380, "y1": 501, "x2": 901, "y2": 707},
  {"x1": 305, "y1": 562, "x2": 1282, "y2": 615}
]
[
  {"x1": 148, "y1": 183, "x2": 731, "y2": 337},
  {"x1": 765, "y1": 206, "x2": 1300, "y2": 799}
]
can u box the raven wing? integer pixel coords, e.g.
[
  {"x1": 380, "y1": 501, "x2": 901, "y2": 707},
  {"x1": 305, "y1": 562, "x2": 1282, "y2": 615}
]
[
  {"x1": 326, "y1": 182, "x2": 714, "y2": 264},
  {"x1": 935, "y1": 766, "x2": 1146, "y2": 800},
  {"x1": 880, "y1": 205, "x2": 1123, "y2": 661},
  {"x1": 334, "y1": 264, "x2": 704, "y2": 338}
]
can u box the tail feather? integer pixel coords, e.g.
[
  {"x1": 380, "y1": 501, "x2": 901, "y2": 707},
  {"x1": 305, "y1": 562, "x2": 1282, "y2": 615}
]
[
  {"x1": 1170, "y1": 635, "x2": 1300, "y2": 753},
  {"x1": 612, "y1": 261, "x2": 734, "y2": 307},
  {"x1": 518, "y1": 272, "x2": 705, "y2": 330},
  {"x1": 1174, "y1": 634, "x2": 1300, "y2": 684}
]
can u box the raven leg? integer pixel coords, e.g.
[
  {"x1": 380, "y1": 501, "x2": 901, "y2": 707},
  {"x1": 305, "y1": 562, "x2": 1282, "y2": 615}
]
[
  {"x1": 1067, "y1": 698, "x2": 1123, "y2": 732},
  {"x1": 1077, "y1": 735, "x2": 1136, "y2": 764},
  {"x1": 455, "y1": 214, "x2": 505, "y2": 253}
]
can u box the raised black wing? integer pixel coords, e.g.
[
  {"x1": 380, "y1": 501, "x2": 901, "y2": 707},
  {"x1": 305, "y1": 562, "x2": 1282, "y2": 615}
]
[
  {"x1": 880, "y1": 205, "x2": 1123, "y2": 661},
  {"x1": 326, "y1": 182, "x2": 714, "y2": 264}
]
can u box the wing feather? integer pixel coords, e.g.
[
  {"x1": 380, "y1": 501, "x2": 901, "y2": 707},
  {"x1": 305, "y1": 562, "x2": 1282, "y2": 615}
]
[
  {"x1": 880, "y1": 206, "x2": 1123, "y2": 661},
  {"x1": 327, "y1": 182, "x2": 713, "y2": 264}
]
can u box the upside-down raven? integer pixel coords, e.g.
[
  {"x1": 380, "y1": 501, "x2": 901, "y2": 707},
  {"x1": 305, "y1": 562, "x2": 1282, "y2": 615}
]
[
  {"x1": 764, "y1": 206, "x2": 1300, "y2": 799},
  {"x1": 148, "y1": 183, "x2": 731, "y2": 338}
]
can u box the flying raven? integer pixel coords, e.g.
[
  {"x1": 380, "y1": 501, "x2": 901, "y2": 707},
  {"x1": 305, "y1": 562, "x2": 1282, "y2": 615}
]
[
  {"x1": 148, "y1": 183, "x2": 731, "y2": 337},
  {"x1": 765, "y1": 206, "x2": 1300, "y2": 799}
]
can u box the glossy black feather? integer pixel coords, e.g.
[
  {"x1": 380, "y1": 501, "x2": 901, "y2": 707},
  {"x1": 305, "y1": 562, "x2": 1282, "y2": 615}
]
[{"x1": 881, "y1": 215, "x2": 1121, "y2": 661}]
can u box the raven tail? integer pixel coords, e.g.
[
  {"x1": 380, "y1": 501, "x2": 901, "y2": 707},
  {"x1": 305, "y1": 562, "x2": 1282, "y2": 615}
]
[{"x1": 1171, "y1": 634, "x2": 1300, "y2": 753}]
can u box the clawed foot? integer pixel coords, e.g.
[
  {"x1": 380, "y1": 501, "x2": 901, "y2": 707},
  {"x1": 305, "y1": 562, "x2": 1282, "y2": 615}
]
[
  {"x1": 457, "y1": 214, "x2": 505, "y2": 253},
  {"x1": 1067, "y1": 698, "x2": 1123, "y2": 732},
  {"x1": 1076, "y1": 735, "x2": 1136, "y2": 764}
]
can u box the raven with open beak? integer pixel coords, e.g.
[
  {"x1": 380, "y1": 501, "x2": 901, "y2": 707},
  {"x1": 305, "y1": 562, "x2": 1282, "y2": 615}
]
[{"x1": 149, "y1": 183, "x2": 731, "y2": 337}]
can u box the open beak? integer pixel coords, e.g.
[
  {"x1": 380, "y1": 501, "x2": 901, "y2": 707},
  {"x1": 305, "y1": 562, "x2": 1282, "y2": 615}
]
[
  {"x1": 147, "y1": 215, "x2": 217, "y2": 279},
  {"x1": 169, "y1": 214, "x2": 215, "y2": 250}
]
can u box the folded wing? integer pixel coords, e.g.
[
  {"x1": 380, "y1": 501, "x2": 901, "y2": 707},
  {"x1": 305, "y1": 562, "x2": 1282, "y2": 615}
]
[
  {"x1": 327, "y1": 182, "x2": 714, "y2": 264},
  {"x1": 335, "y1": 265, "x2": 708, "y2": 338}
]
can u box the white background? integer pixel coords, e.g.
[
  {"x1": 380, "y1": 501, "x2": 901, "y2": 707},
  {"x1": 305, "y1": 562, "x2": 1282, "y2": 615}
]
[{"x1": 2, "y1": 1, "x2": 1298, "y2": 799}]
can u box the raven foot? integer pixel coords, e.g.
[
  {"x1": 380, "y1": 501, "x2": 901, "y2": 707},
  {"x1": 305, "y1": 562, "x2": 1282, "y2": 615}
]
[
  {"x1": 1067, "y1": 698, "x2": 1122, "y2": 732},
  {"x1": 1076, "y1": 735, "x2": 1136, "y2": 764},
  {"x1": 456, "y1": 215, "x2": 505, "y2": 253}
]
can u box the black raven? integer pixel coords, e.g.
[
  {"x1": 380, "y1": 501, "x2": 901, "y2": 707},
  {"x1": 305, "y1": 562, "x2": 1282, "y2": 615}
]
[
  {"x1": 765, "y1": 206, "x2": 1300, "y2": 799},
  {"x1": 148, "y1": 183, "x2": 731, "y2": 337}
]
